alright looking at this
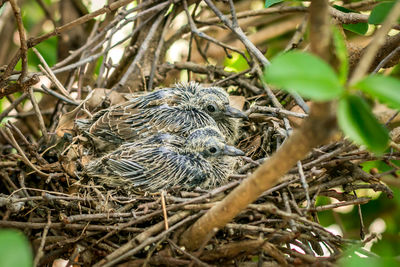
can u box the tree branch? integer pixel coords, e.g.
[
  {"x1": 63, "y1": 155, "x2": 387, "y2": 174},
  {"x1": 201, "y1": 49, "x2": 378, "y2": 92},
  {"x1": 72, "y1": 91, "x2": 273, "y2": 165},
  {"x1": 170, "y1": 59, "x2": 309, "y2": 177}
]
[{"x1": 179, "y1": 0, "x2": 336, "y2": 250}]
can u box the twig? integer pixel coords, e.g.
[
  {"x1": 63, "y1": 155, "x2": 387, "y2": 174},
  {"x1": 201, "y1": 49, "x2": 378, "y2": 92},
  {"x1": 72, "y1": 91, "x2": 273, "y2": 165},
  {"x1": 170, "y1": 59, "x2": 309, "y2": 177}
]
[
  {"x1": 282, "y1": 191, "x2": 296, "y2": 231},
  {"x1": 183, "y1": 0, "x2": 248, "y2": 62},
  {"x1": 354, "y1": 191, "x2": 366, "y2": 239},
  {"x1": 161, "y1": 190, "x2": 169, "y2": 230},
  {"x1": 9, "y1": 0, "x2": 28, "y2": 82},
  {"x1": 148, "y1": 12, "x2": 173, "y2": 90},
  {"x1": 306, "y1": 197, "x2": 371, "y2": 212},
  {"x1": 0, "y1": 221, "x2": 142, "y2": 232},
  {"x1": 53, "y1": 2, "x2": 164, "y2": 70},
  {"x1": 28, "y1": 87, "x2": 48, "y2": 141},
  {"x1": 168, "y1": 239, "x2": 211, "y2": 267},
  {"x1": 116, "y1": 9, "x2": 166, "y2": 89},
  {"x1": 329, "y1": 6, "x2": 368, "y2": 24},
  {"x1": 372, "y1": 46, "x2": 400, "y2": 73},
  {"x1": 33, "y1": 212, "x2": 51, "y2": 267},
  {"x1": 40, "y1": 85, "x2": 79, "y2": 106},
  {"x1": 0, "y1": 75, "x2": 39, "y2": 99},
  {"x1": 188, "y1": 228, "x2": 218, "y2": 267},
  {"x1": 97, "y1": 212, "x2": 202, "y2": 267},
  {"x1": 28, "y1": 0, "x2": 159, "y2": 48},
  {"x1": 33, "y1": 48, "x2": 72, "y2": 99},
  {"x1": 247, "y1": 105, "x2": 308, "y2": 118},
  {"x1": 204, "y1": 0, "x2": 269, "y2": 66},
  {"x1": 0, "y1": 92, "x2": 28, "y2": 122},
  {"x1": 297, "y1": 161, "x2": 310, "y2": 209},
  {"x1": 4, "y1": 127, "x2": 49, "y2": 178},
  {"x1": 285, "y1": 15, "x2": 308, "y2": 52}
]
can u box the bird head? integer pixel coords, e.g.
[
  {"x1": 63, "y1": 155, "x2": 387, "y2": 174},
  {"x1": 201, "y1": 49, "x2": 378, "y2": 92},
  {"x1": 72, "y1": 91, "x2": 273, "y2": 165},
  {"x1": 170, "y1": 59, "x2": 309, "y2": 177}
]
[
  {"x1": 186, "y1": 126, "x2": 244, "y2": 158},
  {"x1": 194, "y1": 87, "x2": 248, "y2": 120}
]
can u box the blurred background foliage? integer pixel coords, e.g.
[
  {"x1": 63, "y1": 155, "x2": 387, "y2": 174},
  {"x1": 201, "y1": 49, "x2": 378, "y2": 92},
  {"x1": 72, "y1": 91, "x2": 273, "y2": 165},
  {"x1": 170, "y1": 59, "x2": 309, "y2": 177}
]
[{"x1": 0, "y1": 0, "x2": 399, "y2": 264}]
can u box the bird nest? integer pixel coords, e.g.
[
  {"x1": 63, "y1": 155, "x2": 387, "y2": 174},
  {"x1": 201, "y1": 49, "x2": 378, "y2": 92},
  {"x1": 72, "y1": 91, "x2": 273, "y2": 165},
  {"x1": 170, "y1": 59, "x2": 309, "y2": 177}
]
[
  {"x1": 1, "y1": 1, "x2": 399, "y2": 266},
  {"x1": 0, "y1": 84, "x2": 395, "y2": 266}
]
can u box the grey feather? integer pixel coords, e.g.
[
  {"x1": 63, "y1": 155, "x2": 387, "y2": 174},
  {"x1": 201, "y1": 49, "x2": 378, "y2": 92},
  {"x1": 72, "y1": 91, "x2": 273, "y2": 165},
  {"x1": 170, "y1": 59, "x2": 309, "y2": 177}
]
[
  {"x1": 76, "y1": 82, "x2": 245, "y2": 152},
  {"x1": 85, "y1": 126, "x2": 244, "y2": 191}
]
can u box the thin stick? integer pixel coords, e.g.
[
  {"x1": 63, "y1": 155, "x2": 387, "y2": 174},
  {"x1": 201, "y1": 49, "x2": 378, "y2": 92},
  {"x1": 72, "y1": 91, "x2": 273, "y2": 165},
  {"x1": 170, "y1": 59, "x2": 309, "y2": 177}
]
[
  {"x1": 9, "y1": 0, "x2": 28, "y2": 82},
  {"x1": 4, "y1": 128, "x2": 49, "y2": 178},
  {"x1": 372, "y1": 46, "x2": 400, "y2": 73},
  {"x1": 297, "y1": 161, "x2": 311, "y2": 209},
  {"x1": 204, "y1": 0, "x2": 269, "y2": 66},
  {"x1": 116, "y1": 10, "x2": 166, "y2": 89},
  {"x1": 183, "y1": 0, "x2": 248, "y2": 61},
  {"x1": 161, "y1": 191, "x2": 169, "y2": 230},
  {"x1": 33, "y1": 212, "x2": 51, "y2": 267},
  {"x1": 40, "y1": 85, "x2": 79, "y2": 106},
  {"x1": 247, "y1": 105, "x2": 308, "y2": 118},
  {"x1": 0, "y1": 92, "x2": 28, "y2": 122},
  {"x1": 148, "y1": 12, "x2": 173, "y2": 90},
  {"x1": 99, "y1": 212, "x2": 202, "y2": 267},
  {"x1": 33, "y1": 48, "x2": 72, "y2": 99},
  {"x1": 168, "y1": 239, "x2": 211, "y2": 267},
  {"x1": 28, "y1": 87, "x2": 48, "y2": 141},
  {"x1": 28, "y1": 0, "x2": 158, "y2": 48}
]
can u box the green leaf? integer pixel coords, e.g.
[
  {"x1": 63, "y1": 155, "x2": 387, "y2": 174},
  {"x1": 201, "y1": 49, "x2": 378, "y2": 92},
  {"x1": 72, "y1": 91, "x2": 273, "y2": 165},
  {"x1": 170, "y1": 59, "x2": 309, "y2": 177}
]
[
  {"x1": 343, "y1": 23, "x2": 369, "y2": 35},
  {"x1": 332, "y1": 26, "x2": 349, "y2": 84},
  {"x1": 333, "y1": 5, "x2": 368, "y2": 35},
  {"x1": 0, "y1": 229, "x2": 33, "y2": 267},
  {"x1": 265, "y1": 0, "x2": 283, "y2": 8},
  {"x1": 368, "y1": 1, "x2": 399, "y2": 25},
  {"x1": 224, "y1": 52, "x2": 250, "y2": 73},
  {"x1": 355, "y1": 75, "x2": 400, "y2": 110},
  {"x1": 337, "y1": 95, "x2": 389, "y2": 154},
  {"x1": 264, "y1": 51, "x2": 344, "y2": 101},
  {"x1": 95, "y1": 55, "x2": 104, "y2": 76},
  {"x1": 339, "y1": 244, "x2": 399, "y2": 267}
]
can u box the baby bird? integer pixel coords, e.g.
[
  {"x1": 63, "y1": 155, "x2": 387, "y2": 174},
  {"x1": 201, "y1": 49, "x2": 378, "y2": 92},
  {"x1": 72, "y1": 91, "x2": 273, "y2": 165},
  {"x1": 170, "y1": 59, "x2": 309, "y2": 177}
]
[
  {"x1": 76, "y1": 82, "x2": 246, "y2": 151},
  {"x1": 85, "y1": 126, "x2": 244, "y2": 191}
]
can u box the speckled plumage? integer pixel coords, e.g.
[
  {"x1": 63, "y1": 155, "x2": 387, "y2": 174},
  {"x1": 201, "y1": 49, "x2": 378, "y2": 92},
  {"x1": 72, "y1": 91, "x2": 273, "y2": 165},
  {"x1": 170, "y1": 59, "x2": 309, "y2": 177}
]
[
  {"x1": 76, "y1": 82, "x2": 246, "y2": 151},
  {"x1": 85, "y1": 126, "x2": 244, "y2": 191}
]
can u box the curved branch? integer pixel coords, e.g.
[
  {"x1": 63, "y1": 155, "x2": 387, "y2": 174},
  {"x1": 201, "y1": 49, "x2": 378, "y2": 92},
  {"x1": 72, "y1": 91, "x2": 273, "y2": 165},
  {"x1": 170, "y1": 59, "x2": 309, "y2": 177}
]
[{"x1": 179, "y1": 0, "x2": 336, "y2": 251}]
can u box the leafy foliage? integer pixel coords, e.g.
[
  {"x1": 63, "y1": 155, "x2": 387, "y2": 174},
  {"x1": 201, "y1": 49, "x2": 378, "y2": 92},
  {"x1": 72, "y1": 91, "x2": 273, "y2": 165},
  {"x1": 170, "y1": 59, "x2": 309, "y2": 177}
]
[
  {"x1": 332, "y1": 27, "x2": 349, "y2": 84},
  {"x1": 333, "y1": 5, "x2": 369, "y2": 35},
  {"x1": 339, "y1": 245, "x2": 400, "y2": 267},
  {"x1": 355, "y1": 75, "x2": 400, "y2": 109},
  {"x1": 264, "y1": 0, "x2": 283, "y2": 8},
  {"x1": 368, "y1": 1, "x2": 399, "y2": 25},
  {"x1": 264, "y1": 51, "x2": 344, "y2": 101},
  {"x1": 224, "y1": 52, "x2": 250, "y2": 73},
  {"x1": 263, "y1": 48, "x2": 400, "y2": 154},
  {"x1": 337, "y1": 95, "x2": 389, "y2": 154},
  {"x1": 0, "y1": 230, "x2": 33, "y2": 267}
]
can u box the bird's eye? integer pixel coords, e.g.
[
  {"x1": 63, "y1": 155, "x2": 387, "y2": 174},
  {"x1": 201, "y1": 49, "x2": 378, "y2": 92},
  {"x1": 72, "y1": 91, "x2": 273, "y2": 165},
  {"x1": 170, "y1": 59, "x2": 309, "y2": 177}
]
[
  {"x1": 207, "y1": 104, "x2": 216, "y2": 113},
  {"x1": 209, "y1": 147, "x2": 217, "y2": 154}
]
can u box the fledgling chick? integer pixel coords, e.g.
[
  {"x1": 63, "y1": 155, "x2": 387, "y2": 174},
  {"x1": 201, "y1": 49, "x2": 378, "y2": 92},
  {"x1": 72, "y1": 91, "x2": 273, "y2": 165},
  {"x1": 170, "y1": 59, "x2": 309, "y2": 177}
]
[
  {"x1": 183, "y1": 83, "x2": 246, "y2": 144},
  {"x1": 85, "y1": 126, "x2": 244, "y2": 191},
  {"x1": 76, "y1": 82, "x2": 246, "y2": 151}
]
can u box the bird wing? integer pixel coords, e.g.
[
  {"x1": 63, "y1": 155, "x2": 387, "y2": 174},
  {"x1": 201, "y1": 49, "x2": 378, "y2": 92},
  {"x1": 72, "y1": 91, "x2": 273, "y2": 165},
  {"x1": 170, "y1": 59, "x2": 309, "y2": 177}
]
[
  {"x1": 83, "y1": 89, "x2": 185, "y2": 143},
  {"x1": 118, "y1": 105, "x2": 218, "y2": 141},
  {"x1": 98, "y1": 146, "x2": 210, "y2": 190}
]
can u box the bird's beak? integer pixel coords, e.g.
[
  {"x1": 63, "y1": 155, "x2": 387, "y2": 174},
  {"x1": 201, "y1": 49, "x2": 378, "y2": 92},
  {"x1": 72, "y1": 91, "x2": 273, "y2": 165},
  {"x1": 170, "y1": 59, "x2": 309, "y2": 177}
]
[
  {"x1": 223, "y1": 145, "x2": 245, "y2": 156},
  {"x1": 225, "y1": 106, "x2": 248, "y2": 120}
]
